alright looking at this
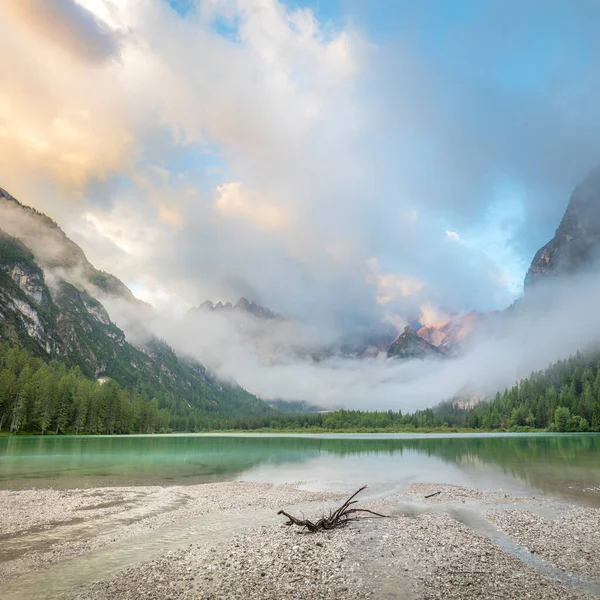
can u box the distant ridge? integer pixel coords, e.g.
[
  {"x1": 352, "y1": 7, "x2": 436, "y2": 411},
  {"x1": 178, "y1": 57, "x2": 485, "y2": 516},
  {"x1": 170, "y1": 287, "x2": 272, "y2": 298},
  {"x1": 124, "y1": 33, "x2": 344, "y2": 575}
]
[{"x1": 194, "y1": 297, "x2": 281, "y2": 320}]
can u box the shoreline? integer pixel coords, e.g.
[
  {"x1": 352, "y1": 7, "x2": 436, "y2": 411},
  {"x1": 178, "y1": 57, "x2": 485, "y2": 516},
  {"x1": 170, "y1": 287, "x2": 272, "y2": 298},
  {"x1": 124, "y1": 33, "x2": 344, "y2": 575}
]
[
  {"x1": 3, "y1": 428, "x2": 576, "y2": 437},
  {"x1": 1, "y1": 482, "x2": 599, "y2": 599}
]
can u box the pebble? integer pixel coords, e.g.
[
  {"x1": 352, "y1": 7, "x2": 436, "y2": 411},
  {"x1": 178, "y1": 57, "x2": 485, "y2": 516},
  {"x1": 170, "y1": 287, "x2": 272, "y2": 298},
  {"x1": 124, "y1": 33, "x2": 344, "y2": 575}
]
[{"x1": 2, "y1": 482, "x2": 599, "y2": 600}]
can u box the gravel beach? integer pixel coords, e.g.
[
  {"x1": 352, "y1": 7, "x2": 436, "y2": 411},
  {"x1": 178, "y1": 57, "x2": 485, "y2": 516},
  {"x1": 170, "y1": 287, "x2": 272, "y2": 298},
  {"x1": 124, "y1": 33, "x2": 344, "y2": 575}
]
[{"x1": 1, "y1": 482, "x2": 599, "y2": 600}]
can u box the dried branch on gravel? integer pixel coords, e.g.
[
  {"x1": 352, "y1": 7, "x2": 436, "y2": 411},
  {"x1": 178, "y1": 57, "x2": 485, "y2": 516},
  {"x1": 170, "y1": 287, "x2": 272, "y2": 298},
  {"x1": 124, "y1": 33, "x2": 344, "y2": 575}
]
[
  {"x1": 424, "y1": 491, "x2": 441, "y2": 499},
  {"x1": 277, "y1": 485, "x2": 388, "y2": 533}
]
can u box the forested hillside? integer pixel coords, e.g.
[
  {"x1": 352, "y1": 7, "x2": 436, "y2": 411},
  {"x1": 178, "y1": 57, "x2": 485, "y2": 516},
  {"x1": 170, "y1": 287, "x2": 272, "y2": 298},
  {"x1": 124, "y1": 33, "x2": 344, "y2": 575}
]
[
  {"x1": 0, "y1": 343, "x2": 272, "y2": 434},
  {"x1": 436, "y1": 351, "x2": 600, "y2": 432},
  {"x1": 0, "y1": 187, "x2": 273, "y2": 427}
]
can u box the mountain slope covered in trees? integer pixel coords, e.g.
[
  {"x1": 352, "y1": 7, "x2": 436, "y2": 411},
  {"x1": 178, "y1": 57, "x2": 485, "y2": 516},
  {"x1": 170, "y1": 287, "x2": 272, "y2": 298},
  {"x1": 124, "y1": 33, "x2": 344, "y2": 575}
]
[
  {"x1": 0, "y1": 188, "x2": 272, "y2": 431},
  {"x1": 0, "y1": 343, "x2": 272, "y2": 434}
]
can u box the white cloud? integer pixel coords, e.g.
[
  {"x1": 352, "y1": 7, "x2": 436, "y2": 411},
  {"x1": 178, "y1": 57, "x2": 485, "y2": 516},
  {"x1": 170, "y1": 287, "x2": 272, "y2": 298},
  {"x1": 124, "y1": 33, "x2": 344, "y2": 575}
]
[
  {"x1": 366, "y1": 258, "x2": 424, "y2": 305},
  {"x1": 3, "y1": 0, "x2": 600, "y2": 413},
  {"x1": 215, "y1": 182, "x2": 288, "y2": 231},
  {"x1": 445, "y1": 230, "x2": 463, "y2": 243}
]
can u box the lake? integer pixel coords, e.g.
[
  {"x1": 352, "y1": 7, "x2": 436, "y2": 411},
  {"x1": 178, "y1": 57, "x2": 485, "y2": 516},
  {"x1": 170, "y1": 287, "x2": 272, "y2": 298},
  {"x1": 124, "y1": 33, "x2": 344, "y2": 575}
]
[{"x1": 1, "y1": 433, "x2": 599, "y2": 504}]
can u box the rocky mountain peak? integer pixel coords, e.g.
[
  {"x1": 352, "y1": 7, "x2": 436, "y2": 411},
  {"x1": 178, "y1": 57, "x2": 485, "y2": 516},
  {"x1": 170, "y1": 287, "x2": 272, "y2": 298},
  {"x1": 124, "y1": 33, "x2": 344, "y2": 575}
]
[
  {"x1": 387, "y1": 324, "x2": 445, "y2": 360},
  {"x1": 196, "y1": 297, "x2": 279, "y2": 320},
  {"x1": 0, "y1": 187, "x2": 16, "y2": 202},
  {"x1": 234, "y1": 297, "x2": 277, "y2": 319},
  {"x1": 525, "y1": 166, "x2": 600, "y2": 287}
]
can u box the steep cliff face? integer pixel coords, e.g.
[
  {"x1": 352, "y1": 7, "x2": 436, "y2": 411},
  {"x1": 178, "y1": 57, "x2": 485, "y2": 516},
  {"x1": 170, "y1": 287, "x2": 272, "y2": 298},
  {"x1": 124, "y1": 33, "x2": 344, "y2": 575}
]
[
  {"x1": 0, "y1": 188, "x2": 268, "y2": 416},
  {"x1": 0, "y1": 231, "x2": 59, "y2": 354},
  {"x1": 525, "y1": 167, "x2": 600, "y2": 287},
  {"x1": 387, "y1": 326, "x2": 445, "y2": 360}
]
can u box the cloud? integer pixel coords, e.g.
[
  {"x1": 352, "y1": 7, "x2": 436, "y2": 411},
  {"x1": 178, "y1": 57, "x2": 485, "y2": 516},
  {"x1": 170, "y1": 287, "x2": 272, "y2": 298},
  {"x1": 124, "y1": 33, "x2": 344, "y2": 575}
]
[
  {"x1": 445, "y1": 231, "x2": 463, "y2": 244},
  {"x1": 418, "y1": 305, "x2": 451, "y2": 329},
  {"x1": 2, "y1": 0, "x2": 600, "y2": 344},
  {"x1": 0, "y1": 3, "x2": 131, "y2": 198},
  {"x1": 3, "y1": 0, "x2": 120, "y2": 64},
  {"x1": 366, "y1": 258, "x2": 424, "y2": 305},
  {"x1": 215, "y1": 182, "x2": 288, "y2": 232},
  {"x1": 3, "y1": 0, "x2": 600, "y2": 416}
]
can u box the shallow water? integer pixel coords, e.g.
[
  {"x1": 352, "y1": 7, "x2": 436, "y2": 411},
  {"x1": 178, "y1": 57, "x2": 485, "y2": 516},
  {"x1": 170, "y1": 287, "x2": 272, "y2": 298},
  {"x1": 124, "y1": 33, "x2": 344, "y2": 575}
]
[
  {"x1": 0, "y1": 497, "x2": 329, "y2": 600},
  {"x1": 1, "y1": 433, "x2": 599, "y2": 504}
]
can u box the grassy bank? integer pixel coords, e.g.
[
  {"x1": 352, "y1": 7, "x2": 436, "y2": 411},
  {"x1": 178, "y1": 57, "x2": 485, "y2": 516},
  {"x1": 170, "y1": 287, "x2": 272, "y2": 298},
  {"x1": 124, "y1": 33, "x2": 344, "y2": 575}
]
[
  {"x1": 206, "y1": 426, "x2": 546, "y2": 434},
  {"x1": 0, "y1": 426, "x2": 551, "y2": 436}
]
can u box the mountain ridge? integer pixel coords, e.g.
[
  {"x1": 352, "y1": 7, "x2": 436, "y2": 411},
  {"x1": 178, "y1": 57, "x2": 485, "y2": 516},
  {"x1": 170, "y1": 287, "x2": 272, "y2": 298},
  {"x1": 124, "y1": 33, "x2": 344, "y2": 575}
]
[
  {"x1": 0, "y1": 187, "x2": 270, "y2": 420},
  {"x1": 194, "y1": 297, "x2": 281, "y2": 320}
]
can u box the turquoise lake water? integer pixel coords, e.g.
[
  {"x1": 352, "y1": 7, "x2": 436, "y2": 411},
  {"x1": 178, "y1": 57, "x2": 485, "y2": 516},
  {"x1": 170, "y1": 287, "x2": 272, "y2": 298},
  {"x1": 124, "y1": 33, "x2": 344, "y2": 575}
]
[{"x1": 1, "y1": 433, "x2": 599, "y2": 504}]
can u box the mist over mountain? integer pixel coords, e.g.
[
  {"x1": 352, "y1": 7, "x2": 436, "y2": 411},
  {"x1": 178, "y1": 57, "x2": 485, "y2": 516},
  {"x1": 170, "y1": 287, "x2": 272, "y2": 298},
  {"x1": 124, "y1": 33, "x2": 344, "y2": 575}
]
[
  {"x1": 193, "y1": 297, "x2": 281, "y2": 320},
  {"x1": 155, "y1": 168, "x2": 600, "y2": 410},
  {"x1": 3, "y1": 164, "x2": 600, "y2": 414},
  {"x1": 0, "y1": 188, "x2": 269, "y2": 418},
  {"x1": 1, "y1": 0, "x2": 600, "y2": 416}
]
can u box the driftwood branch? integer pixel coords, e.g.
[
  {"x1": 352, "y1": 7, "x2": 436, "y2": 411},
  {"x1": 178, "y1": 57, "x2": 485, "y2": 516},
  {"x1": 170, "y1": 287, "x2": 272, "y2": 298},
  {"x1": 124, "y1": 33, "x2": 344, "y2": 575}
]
[
  {"x1": 424, "y1": 491, "x2": 441, "y2": 499},
  {"x1": 277, "y1": 485, "x2": 388, "y2": 533}
]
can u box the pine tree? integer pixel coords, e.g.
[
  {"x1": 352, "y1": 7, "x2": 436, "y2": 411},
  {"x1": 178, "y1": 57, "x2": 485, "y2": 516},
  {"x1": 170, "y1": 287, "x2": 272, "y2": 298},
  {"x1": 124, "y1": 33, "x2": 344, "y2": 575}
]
[
  {"x1": 0, "y1": 369, "x2": 17, "y2": 431},
  {"x1": 592, "y1": 401, "x2": 600, "y2": 432},
  {"x1": 554, "y1": 406, "x2": 570, "y2": 432},
  {"x1": 10, "y1": 390, "x2": 26, "y2": 433},
  {"x1": 581, "y1": 381, "x2": 595, "y2": 422}
]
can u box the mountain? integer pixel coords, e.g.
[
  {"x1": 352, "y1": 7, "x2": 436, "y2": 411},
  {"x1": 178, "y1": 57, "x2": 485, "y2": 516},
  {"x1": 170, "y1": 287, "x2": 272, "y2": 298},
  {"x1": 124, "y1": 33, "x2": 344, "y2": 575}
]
[
  {"x1": 395, "y1": 166, "x2": 600, "y2": 358},
  {"x1": 0, "y1": 187, "x2": 270, "y2": 419},
  {"x1": 413, "y1": 311, "x2": 491, "y2": 356},
  {"x1": 525, "y1": 166, "x2": 600, "y2": 287},
  {"x1": 0, "y1": 188, "x2": 142, "y2": 305},
  {"x1": 195, "y1": 297, "x2": 281, "y2": 320},
  {"x1": 387, "y1": 325, "x2": 445, "y2": 360}
]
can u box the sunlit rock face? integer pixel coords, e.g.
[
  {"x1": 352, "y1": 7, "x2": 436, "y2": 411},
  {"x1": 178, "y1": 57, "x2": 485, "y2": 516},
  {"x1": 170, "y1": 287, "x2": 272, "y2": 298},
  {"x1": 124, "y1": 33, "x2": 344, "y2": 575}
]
[
  {"x1": 404, "y1": 310, "x2": 492, "y2": 357},
  {"x1": 416, "y1": 315, "x2": 472, "y2": 356},
  {"x1": 387, "y1": 325, "x2": 445, "y2": 360},
  {"x1": 525, "y1": 166, "x2": 600, "y2": 288}
]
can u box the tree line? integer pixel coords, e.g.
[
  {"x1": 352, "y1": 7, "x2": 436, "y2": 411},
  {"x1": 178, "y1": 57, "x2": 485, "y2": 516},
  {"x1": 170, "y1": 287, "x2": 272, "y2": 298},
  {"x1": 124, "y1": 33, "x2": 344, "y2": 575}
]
[
  {"x1": 209, "y1": 351, "x2": 600, "y2": 432},
  {"x1": 0, "y1": 343, "x2": 254, "y2": 434},
  {"x1": 2, "y1": 339, "x2": 600, "y2": 435},
  {"x1": 439, "y1": 350, "x2": 600, "y2": 433}
]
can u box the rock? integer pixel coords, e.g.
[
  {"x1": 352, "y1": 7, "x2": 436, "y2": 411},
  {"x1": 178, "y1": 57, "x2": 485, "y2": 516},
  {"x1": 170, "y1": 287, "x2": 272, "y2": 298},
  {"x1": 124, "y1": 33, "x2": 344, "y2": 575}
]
[
  {"x1": 525, "y1": 166, "x2": 600, "y2": 288},
  {"x1": 387, "y1": 326, "x2": 446, "y2": 360}
]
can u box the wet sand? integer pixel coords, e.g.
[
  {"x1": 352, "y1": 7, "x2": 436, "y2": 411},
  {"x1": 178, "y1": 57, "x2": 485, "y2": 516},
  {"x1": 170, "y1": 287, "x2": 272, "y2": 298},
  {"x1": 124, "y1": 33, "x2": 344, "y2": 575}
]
[{"x1": 1, "y1": 482, "x2": 599, "y2": 599}]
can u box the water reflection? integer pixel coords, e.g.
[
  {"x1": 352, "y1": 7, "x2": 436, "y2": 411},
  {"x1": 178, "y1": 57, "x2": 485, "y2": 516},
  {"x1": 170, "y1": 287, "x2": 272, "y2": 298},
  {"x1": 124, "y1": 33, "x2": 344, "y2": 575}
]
[{"x1": 0, "y1": 434, "x2": 599, "y2": 504}]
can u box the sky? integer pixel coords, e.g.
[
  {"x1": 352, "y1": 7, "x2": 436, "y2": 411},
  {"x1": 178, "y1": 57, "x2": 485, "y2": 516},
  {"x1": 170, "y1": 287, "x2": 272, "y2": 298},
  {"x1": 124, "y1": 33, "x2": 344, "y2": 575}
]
[{"x1": 1, "y1": 0, "x2": 600, "y2": 332}]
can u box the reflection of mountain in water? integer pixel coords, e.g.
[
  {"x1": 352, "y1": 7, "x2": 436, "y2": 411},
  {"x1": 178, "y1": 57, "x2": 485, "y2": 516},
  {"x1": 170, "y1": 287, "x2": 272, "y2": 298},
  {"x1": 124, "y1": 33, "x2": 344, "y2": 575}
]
[
  {"x1": 396, "y1": 435, "x2": 600, "y2": 503},
  {"x1": 2, "y1": 435, "x2": 599, "y2": 503}
]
